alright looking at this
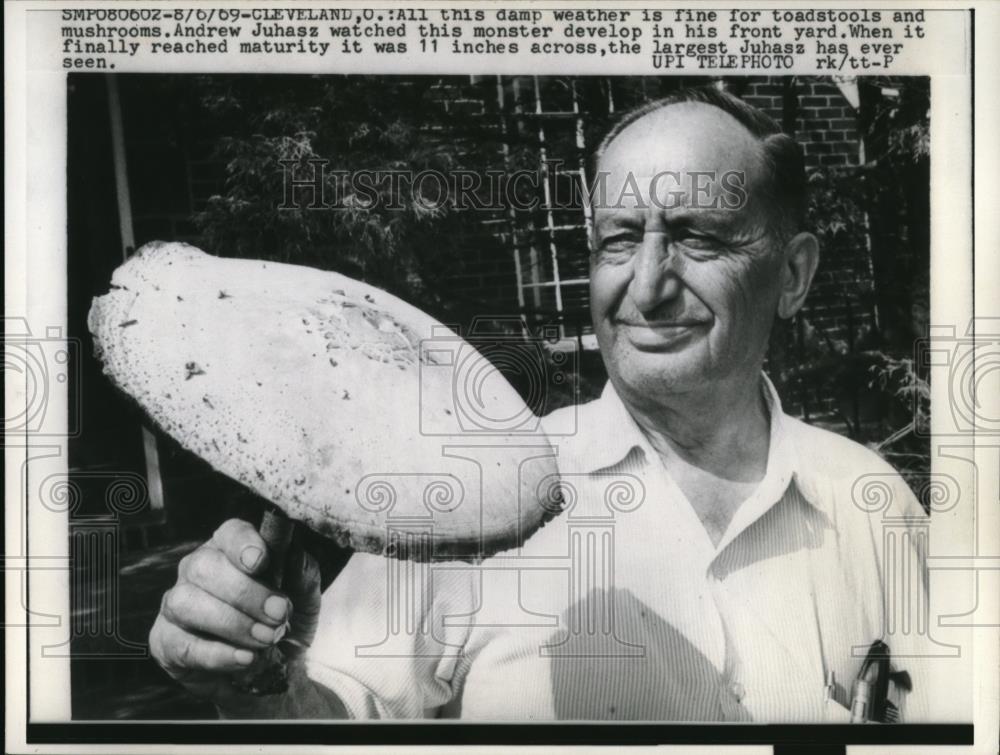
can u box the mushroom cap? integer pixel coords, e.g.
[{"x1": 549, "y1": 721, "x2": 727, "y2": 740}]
[{"x1": 88, "y1": 242, "x2": 561, "y2": 560}]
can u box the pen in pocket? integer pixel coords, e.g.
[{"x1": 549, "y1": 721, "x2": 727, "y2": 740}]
[{"x1": 850, "y1": 640, "x2": 890, "y2": 723}]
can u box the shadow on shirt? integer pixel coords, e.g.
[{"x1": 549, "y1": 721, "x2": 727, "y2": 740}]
[
  {"x1": 544, "y1": 499, "x2": 833, "y2": 720},
  {"x1": 544, "y1": 588, "x2": 749, "y2": 721}
]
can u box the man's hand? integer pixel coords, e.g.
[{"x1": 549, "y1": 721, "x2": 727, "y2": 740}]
[{"x1": 149, "y1": 518, "x2": 321, "y2": 707}]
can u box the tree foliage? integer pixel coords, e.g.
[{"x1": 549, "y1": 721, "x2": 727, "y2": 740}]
[
  {"x1": 192, "y1": 75, "x2": 496, "y2": 315},
  {"x1": 777, "y1": 78, "x2": 931, "y2": 499}
]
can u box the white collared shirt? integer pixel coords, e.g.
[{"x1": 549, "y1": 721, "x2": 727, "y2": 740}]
[{"x1": 305, "y1": 376, "x2": 939, "y2": 721}]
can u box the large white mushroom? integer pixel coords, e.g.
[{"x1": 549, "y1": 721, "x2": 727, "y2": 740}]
[
  {"x1": 88, "y1": 242, "x2": 563, "y2": 692},
  {"x1": 88, "y1": 241, "x2": 561, "y2": 559}
]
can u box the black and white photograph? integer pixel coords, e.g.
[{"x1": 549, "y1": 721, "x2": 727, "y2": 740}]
[
  {"x1": 66, "y1": 71, "x2": 951, "y2": 720},
  {"x1": 5, "y1": 3, "x2": 997, "y2": 754}
]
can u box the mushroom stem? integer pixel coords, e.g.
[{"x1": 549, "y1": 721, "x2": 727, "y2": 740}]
[
  {"x1": 259, "y1": 506, "x2": 295, "y2": 589},
  {"x1": 234, "y1": 505, "x2": 296, "y2": 696}
]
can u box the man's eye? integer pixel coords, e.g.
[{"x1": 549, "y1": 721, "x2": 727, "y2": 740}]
[
  {"x1": 597, "y1": 236, "x2": 639, "y2": 255},
  {"x1": 677, "y1": 232, "x2": 722, "y2": 251}
]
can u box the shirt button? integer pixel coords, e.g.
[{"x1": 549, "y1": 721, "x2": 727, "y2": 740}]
[{"x1": 730, "y1": 682, "x2": 745, "y2": 702}]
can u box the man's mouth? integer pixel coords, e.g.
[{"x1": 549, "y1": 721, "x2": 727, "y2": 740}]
[
  {"x1": 619, "y1": 319, "x2": 705, "y2": 327},
  {"x1": 615, "y1": 319, "x2": 708, "y2": 350}
]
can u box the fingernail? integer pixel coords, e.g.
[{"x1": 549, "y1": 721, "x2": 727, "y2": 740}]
[
  {"x1": 234, "y1": 649, "x2": 255, "y2": 665},
  {"x1": 240, "y1": 546, "x2": 263, "y2": 571},
  {"x1": 263, "y1": 595, "x2": 288, "y2": 622},
  {"x1": 251, "y1": 622, "x2": 277, "y2": 644},
  {"x1": 273, "y1": 622, "x2": 288, "y2": 644}
]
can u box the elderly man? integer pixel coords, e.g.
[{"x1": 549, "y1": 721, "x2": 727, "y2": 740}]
[{"x1": 150, "y1": 88, "x2": 933, "y2": 721}]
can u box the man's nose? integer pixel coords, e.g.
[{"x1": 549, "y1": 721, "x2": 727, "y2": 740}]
[{"x1": 628, "y1": 234, "x2": 683, "y2": 313}]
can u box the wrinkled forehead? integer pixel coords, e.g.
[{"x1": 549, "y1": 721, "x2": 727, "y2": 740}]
[{"x1": 595, "y1": 102, "x2": 770, "y2": 210}]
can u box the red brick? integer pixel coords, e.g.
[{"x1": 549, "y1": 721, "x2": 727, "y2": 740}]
[
  {"x1": 801, "y1": 96, "x2": 831, "y2": 107},
  {"x1": 827, "y1": 141, "x2": 858, "y2": 154},
  {"x1": 828, "y1": 118, "x2": 858, "y2": 132}
]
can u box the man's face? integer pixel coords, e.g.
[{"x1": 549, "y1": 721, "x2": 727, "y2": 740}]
[{"x1": 590, "y1": 103, "x2": 786, "y2": 401}]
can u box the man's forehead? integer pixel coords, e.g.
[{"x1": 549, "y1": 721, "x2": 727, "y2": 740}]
[{"x1": 597, "y1": 101, "x2": 767, "y2": 179}]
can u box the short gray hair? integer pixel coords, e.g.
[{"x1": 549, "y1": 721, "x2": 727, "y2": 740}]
[{"x1": 590, "y1": 87, "x2": 807, "y2": 241}]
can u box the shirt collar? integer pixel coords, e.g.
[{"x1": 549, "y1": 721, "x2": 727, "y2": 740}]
[
  {"x1": 554, "y1": 379, "x2": 649, "y2": 475},
  {"x1": 559, "y1": 373, "x2": 825, "y2": 515},
  {"x1": 756, "y1": 372, "x2": 797, "y2": 506},
  {"x1": 761, "y1": 375, "x2": 831, "y2": 519},
  {"x1": 708, "y1": 373, "x2": 800, "y2": 554}
]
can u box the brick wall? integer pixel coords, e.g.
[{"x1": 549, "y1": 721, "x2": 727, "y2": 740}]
[
  {"x1": 741, "y1": 77, "x2": 862, "y2": 168},
  {"x1": 744, "y1": 72, "x2": 867, "y2": 353}
]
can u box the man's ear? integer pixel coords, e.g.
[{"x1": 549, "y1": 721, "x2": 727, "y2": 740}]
[{"x1": 777, "y1": 232, "x2": 820, "y2": 319}]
